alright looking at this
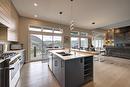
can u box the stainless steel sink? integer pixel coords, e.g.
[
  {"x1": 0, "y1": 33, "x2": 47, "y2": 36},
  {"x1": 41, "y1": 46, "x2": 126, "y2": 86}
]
[{"x1": 56, "y1": 52, "x2": 72, "y2": 56}]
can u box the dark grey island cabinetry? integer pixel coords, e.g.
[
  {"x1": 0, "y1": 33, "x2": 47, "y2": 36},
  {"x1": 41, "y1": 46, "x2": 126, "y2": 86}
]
[{"x1": 48, "y1": 50, "x2": 93, "y2": 87}]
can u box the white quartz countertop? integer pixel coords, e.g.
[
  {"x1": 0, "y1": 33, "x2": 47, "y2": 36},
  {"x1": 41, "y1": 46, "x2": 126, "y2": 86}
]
[
  {"x1": 50, "y1": 50, "x2": 93, "y2": 61},
  {"x1": 71, "y1": 49, "x2": 99, "y2": 55}
]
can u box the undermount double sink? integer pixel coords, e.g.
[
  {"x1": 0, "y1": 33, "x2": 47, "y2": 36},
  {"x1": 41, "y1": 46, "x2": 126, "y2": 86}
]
[{"x1": 56, "y1": 52, "x2": 72, "y2": 56}]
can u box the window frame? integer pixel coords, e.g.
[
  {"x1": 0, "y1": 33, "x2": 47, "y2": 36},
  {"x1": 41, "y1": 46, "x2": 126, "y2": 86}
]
[
  {"x1": 80, "y1": 37, "x2": 88, "y2": 49},
  {"x1": 54, "y1": 28, "x2": 63, "y2": 34},
  {"x1": 42, "y1": 28, "x2": 53, "y2": 33},
  {"x1": 92, "y1": 39, "x2": 104, "y2": 48},
  {"x1": 71, "y1": 37, "x2": 80, "y2": 49}
]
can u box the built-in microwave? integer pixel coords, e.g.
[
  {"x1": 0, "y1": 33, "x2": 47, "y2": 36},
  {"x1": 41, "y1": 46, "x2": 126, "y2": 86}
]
[{"x1": 10, "y1": 44, "x2": 23, "y2": 50}]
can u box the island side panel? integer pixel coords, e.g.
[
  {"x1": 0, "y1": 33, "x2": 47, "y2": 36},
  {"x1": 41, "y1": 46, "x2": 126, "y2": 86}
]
[
  {"x1": 65, "y1": 58, "x2": 84, "y2": 87},
  {"x1": 52, "y1": 54, "x2": 65, "y2": 87}
]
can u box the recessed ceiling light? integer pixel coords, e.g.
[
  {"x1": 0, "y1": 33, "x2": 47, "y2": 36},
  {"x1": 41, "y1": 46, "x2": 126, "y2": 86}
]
[
  {"x1": 59, "y1": 11, "x2": 63, "y2": 15},
  {"x1": 34, "y1": 14, "x2": 38, "y2": 18},
  {"x1": 34, "y1": 3, "x2": 38, "y2": 7},
  {"x1": 92, "y1": 22, "x2": 95, "y2": 24}
]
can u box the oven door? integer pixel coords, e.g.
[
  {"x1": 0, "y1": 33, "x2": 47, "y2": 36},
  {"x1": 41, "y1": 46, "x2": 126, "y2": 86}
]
[{"x1": 9, "y1": 57, "x2": 20, "y2": 87}]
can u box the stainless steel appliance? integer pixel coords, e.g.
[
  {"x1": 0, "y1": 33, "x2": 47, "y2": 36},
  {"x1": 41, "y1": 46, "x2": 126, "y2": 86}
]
[{"x1": 0, "y1": 52, "x2": 21, "y2": 87}]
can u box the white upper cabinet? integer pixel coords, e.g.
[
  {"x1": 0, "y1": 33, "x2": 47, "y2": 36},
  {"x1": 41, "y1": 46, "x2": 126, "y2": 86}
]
[
  {"x1": 0, "y1": 0, "x2": 19, "y2": 41},
  {"x1": 0, "y1": 0, "x2": 11, "y2": 27}
]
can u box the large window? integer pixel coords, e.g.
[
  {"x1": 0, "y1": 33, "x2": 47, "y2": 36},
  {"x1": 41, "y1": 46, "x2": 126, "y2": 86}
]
[
  {"x1": 53, "y1": 36, "x2": 62, "y2": 48},
  {"x1": 29, "y1": 26, "x2": 63, "y2": 48},
  {"x1": 42, "y1": 35, "x2": 53, "y2": 48},
  {"x1": 92, "y1": 39, "x2": 104, "y2": 48},
  {"x1": 29, "y1": 26, "x2": 63, "y2": 61},
  {"x1": 71, "y1": 31, "x2": 89, "y2": 50},
  {"x1": 71, "y1": 37, "x2": 79, "y2": 49},
  {"x1": 81, "y1": 38, "x2": 88, "y2": 50}
]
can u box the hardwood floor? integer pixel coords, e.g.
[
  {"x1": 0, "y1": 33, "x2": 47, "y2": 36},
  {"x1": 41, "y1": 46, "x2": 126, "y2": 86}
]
[
  {"x1": 16, "y1": 61, "x2": 60, "y2": 87},
  {"x1": 16, "y1": 56, "x2": 130, "y2": 87}
]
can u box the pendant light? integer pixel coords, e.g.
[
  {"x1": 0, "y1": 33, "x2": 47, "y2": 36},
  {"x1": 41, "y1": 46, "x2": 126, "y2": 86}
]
[{"x1": 70, "y1": 0, "x2": 75, "y2": 30}]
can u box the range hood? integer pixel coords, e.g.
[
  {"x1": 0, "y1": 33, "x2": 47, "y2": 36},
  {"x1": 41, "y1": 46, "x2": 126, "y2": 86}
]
[{"x1": 0, "y1": 23, "x2": 8, "y2": 41}]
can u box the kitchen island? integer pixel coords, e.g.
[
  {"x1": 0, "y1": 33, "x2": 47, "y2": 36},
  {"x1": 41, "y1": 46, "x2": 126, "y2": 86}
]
[{"x1": 48, "y1": 50, "x2": 94, "y2": 87}]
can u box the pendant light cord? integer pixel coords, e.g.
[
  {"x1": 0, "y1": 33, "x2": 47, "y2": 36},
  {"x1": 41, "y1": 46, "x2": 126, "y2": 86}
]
[
  {"x1": 59, "y1": 11, "x2": 63, "y2": 30},
  {"x1": 70, "y1": 0, "x2": 75, "y2": 30}
]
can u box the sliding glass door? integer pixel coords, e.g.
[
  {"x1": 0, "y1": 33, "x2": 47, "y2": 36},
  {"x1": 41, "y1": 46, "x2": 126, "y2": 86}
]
[
  {"x1": 29, "y1": 26, "x2": 63, "y2": 62},
  {"x1": 30, "y1": 34, "x2": 43, "y2": 61},
  {"x1": 29, "y1": 34, "x2": 53, "y2": 61},
  {"x1": 42, "y1": 35, "x2": 53, "y2": 58}
]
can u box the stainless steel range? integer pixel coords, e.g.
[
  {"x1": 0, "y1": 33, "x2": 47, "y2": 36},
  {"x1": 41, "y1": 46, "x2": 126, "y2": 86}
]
[
  {"x1": 0, "y1": 52, "x2": 21, "y2": 87},
  {"x1": 0, "y1": 52, "x2": 17, "y2": 60}
]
